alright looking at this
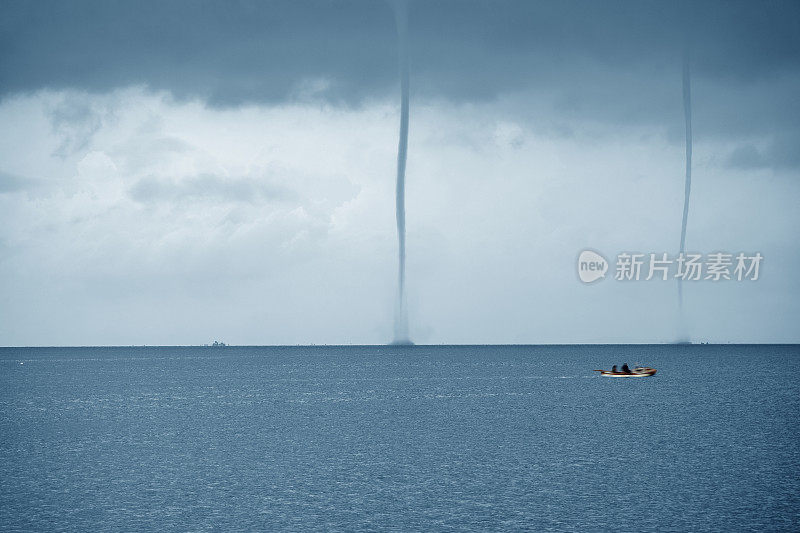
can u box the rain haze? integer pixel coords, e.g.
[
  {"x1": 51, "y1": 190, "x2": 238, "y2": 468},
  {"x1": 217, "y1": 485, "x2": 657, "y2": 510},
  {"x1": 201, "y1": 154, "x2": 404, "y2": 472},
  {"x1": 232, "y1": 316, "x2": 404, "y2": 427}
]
[{"x1": 1, "y1": 0, "x2": 799, "y2": 345}]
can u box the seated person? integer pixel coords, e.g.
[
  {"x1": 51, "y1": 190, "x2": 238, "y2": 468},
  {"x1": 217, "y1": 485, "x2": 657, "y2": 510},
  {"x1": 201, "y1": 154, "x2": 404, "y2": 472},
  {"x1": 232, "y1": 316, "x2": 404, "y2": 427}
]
[
  {"x1": 611, "y1": 365, "x2": 618, "y2": 372},
  {"x1": 621, "y1": 363, "x2": 631, "y2": 373}
]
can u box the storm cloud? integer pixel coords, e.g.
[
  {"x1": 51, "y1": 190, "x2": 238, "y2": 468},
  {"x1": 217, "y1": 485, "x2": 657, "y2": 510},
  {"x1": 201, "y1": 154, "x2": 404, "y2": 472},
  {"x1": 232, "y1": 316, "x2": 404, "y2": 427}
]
[
  {"x1": 1, "y1": 1, "x2": 799, "y2": 344},
  {"x1": 2, "y1": 1, "x2": 798, "y2": 166}
]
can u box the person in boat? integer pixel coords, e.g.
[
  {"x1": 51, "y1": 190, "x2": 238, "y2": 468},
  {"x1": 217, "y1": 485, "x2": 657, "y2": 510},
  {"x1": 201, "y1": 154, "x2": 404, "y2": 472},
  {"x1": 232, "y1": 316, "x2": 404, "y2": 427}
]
[
  {"x1": 611, "y1": 365, "x2": 618, "y2": 372},
  {"x1": 621, "y1": 363, "x2": 631, "y2": 373}
]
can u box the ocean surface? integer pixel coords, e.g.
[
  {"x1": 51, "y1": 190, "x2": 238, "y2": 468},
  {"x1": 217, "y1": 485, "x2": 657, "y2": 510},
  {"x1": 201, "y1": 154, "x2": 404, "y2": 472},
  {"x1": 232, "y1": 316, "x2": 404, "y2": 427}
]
[{"x1": 1, "y1": 344, "x2": 798, "y2": 532}]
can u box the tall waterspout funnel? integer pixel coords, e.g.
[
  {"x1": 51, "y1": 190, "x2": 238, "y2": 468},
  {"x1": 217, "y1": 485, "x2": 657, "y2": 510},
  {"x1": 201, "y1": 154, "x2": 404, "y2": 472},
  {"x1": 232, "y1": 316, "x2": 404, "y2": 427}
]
[
  {"x1": 391, "y1": 0, "x2": 412, "y2": 345},
  {"x1": 677, "y1": 46, "x2": 692, "y2": 343},
  {"x1": 678, "y1": 50, "x2": 692, "y2": 310}
]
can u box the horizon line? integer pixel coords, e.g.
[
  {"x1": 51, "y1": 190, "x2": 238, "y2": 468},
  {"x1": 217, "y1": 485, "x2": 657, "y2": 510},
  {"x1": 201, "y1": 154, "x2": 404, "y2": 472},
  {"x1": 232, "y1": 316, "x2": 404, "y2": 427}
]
[{"x1": 1, "y1": 342, "x2": 798, "y2": 349}]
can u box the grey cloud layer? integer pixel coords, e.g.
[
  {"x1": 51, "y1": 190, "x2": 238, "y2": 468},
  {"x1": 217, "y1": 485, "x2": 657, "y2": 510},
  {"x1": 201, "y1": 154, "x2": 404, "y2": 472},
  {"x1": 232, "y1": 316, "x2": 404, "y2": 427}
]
[
  {"x1": 2, "y1": 1, "x2": 798, "y2": 99},
  {"x1": 129, "y1": 174, "x2": 296, "y2": 204},
  {"x1": 2, "y1": 1, "x2": 798, "y2": 169},
  {"x1": 0, "y1": 171, "x2": 32, "y2": 193}
]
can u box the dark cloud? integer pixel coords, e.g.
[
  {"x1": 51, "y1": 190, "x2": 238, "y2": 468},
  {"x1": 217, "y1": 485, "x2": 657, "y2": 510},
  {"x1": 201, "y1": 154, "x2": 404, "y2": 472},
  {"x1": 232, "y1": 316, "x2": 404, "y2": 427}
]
[
  {"x1": 1, "y1": 1, "x2": 799, "y2": 160},
  {"x1": 48, "y1": 96, "x2": 107, "y2": 157},
  {"x1": 129, "y1": 173, "x2": 295, "y2": 204},
  {"x1": 726, "y1": 145, "x2": 767, "y2": 170},
  {"x1": 0, "y1": 0, "x2": 398, "y2": 104},
  {"x1": 2, "y1": 1, "x2": 798, "y2": 102},
  {"x1": 726, "y1": 136, "x2": 800, "y2": 170},
  {"x1": 0, "y1": 171, "x2": 36, "y2": 193}
]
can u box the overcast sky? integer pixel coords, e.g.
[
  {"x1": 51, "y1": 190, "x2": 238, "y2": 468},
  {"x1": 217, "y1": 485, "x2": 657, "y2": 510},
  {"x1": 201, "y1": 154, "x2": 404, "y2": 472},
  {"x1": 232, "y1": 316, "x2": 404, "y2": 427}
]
[{"x1": 1, "y1": 0, "x2": 799, "y2": 345}]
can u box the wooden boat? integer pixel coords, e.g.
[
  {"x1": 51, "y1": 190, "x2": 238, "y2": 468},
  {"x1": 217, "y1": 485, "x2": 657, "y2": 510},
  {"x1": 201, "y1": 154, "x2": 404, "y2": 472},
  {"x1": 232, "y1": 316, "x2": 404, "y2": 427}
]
[{"x1": 594, "y1": 367, "x2": 657, "y2": 377}]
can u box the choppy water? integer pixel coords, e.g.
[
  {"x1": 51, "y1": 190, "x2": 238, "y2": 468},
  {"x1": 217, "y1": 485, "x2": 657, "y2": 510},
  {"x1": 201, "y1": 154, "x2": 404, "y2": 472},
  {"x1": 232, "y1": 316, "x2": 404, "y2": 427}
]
[{"x1": 1, "y1": 345, "x2": 798, "y2": 531}]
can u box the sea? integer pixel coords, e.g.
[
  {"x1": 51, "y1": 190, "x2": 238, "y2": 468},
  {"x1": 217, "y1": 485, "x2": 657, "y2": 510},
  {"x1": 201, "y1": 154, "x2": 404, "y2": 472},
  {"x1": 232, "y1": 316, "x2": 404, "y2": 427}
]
[{"x1": 1, "y1": 344, "x2": 798, "y2": 532}]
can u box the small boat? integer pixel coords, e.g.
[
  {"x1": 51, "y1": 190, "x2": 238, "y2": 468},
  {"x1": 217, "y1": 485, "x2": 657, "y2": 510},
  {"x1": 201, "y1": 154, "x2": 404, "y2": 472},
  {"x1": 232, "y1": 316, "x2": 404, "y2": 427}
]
[{"x1": 594, "y1": 367, "x2": 657, "y2": 378}]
